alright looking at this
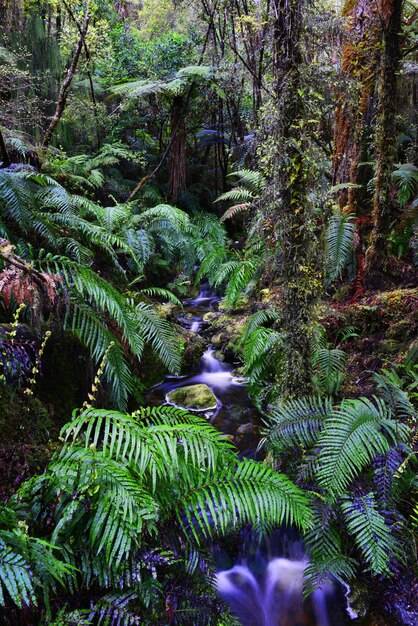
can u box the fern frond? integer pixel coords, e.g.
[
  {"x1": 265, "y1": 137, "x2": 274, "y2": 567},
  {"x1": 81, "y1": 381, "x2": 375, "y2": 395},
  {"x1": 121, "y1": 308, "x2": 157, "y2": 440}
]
[
  {"x1": 372, "y1": 369, "x2": 416, "y2": 421},
  {"x1": 317, "y1": 397, "x2": 410, "y2": 496},
  {"x1": 134, "y1": 302, "x2": 181, "y2": 373},
  {"x1": 214, "y1": 187, "x2": 255, "y2": 204},
  {"x1": 138, "y1": 287, "x2": 182, "y2": 307},
  {"x1": 220, "y1": 202, "x2": 252, "y2": 222},
  {"x1": 0, "y1": 170, "x2": 35, "y2": 232},
  {"x1": 0, "y1": 537, "x2": 36, "y2": 608},
  {"x1": 69, "y1": 298, "x2": 134, "y2": 408},
  {"x1": 135, "y1": 204, "x2": 190, "y2": 233},
  {"x1": 265, "y1": 396, "x2": 332, "y2": 453},
  {"x1": 227, "y1": 169, "x2": 266, "y2": 194},
  {"x1": 243, "y1": 328, "x2": 282, "y2": 370},
  {"x1": 95, "y1": 204, "x2": 132, "y2": 232},
  {"x1": 240, "y1": 309, "x2": 279, "y2": 345},
  {"x1": 312, "y1": 348, "x2": 346, "y2": 395},
  {"x1": 341, "y1": 494, "x2": 396, "y2": 574},
  {"x1": 52, "y1": 447, "x2": 159, "y2": 564},
  {"x1": 303, "y1": 555, "x2": 357, "y2": 595},
  {"x1": 392, "y1": 163, "x2": 418, "y2": 206},
  {"x1": 223, "y1": 259, "x2": 258, "y2": 306},
  {"x1": 177, "y1": 458, "x2": 312, "y2": 541},
  {"x1": 325, "y1": 212, "x2": 355, "y2": 283}
]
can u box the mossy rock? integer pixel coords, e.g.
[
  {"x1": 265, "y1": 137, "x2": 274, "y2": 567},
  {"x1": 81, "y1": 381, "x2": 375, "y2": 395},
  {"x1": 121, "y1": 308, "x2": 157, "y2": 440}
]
[
  {"x1": 180, "y1": 329, "x2": 206, "y2": 370},
  {"x1": 166, "y1": 384, "x2": 218, "y2": 412},
  {"x1": 203, "y1": 311, "x2": 220, "y2": 323},
  {"x1": 211, "y1": 332, "x2": 224, "y2": 348}
]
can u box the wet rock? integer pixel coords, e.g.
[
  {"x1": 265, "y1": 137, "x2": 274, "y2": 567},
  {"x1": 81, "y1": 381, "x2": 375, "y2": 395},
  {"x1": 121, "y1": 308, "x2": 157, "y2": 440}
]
[
  {"x1": 345, "y1": 580, "x2": 370, "y2": 619},
  {"x1": 236, "y1": 422, "x2": 257, "y2": 436},
  {"x1": 221, "y1": 434, "x2": 235, "y2": 441},
  {"x1": 211, "y1": 332, "x2": 224, "y2": 348},
  {"x1": 166, "y1": 384, "x2": 218, "y2": 412},
  {"x1": 203, "y1": 311, "x2": 221, "y2": 323},
  {"x1": 179, "y1": 329, "x2": 206, "y2": 370}
]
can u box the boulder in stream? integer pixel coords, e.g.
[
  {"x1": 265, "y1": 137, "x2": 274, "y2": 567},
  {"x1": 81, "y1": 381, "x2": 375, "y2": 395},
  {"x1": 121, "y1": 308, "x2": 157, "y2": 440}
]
[{"x1": 166, "y1": 384, "x2": 218, "y2": 412}]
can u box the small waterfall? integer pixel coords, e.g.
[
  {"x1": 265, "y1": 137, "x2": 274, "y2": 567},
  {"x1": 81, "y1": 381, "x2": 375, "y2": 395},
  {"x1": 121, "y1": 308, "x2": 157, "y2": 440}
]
[
  {"x1": 190, "y1": 282, "x2": 221, "y2": 308},
  {"x1": 191, "y1": 320, "x2": 201, "y2": 333},
  {"x1": 201, "y1": 348, "x2": 229, "y2": 373},
  {"x1": 216, "y1": 557, "x2": 335, "y2": 626}
]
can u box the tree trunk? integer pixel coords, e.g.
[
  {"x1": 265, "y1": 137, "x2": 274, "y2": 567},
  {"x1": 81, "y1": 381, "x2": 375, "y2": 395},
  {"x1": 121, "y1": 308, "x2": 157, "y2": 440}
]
[
  {"x1": 262, "y1": 0, "x2": 319, "y2": 396},
  {"x1": 333, "y1": 0, "x2": 382, "y2": 211},
  {"x1": 365, "y1": 0, "x2": 403, "y2": 287},
  {"x1": 332, "y1": 0, "x2": 383, "y2": 298},
  {"x1": 0, "y1": 129, "x2": 11, "y2": 167},
  {"x1": 168, "y1": 96, "x2": 187, "y2": 203},
  {"x1": 42, "y1": 1, "x2": 90, "y2": 149}
]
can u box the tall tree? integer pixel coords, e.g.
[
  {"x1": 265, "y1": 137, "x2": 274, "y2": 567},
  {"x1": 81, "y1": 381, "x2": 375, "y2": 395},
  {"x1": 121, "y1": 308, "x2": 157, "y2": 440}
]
[
  {"x1": 365, "y1": 0, "x2": 404, "y2": 285},
  {"x1": 260, "y1": 0, "x2": 320, "y2": 395},
  {"x1": 332, "y1": 0, "x2": 383, "y2": 298}
]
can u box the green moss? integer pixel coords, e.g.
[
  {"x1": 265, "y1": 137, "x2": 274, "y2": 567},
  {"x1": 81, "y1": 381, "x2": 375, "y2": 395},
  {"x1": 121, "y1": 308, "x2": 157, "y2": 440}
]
[{"x1": 166, "y1": 384, "x2": 217, "y2": 411}]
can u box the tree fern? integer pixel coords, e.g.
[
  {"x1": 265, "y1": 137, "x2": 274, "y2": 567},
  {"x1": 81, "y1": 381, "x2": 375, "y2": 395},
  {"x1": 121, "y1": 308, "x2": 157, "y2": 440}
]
[{"x1": 110, "y1": 66, "x2": 214, "y2": 101}]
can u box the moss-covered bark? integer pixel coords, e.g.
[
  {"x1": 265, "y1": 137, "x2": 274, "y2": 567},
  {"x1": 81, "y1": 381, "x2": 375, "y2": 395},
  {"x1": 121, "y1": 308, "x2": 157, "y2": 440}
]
[
  {"x1": 261, "y1": 0, "x2": 320, "y2": 395},
  {"x1": 365, "y1": 0, "x2": 404, "y2": 286}
]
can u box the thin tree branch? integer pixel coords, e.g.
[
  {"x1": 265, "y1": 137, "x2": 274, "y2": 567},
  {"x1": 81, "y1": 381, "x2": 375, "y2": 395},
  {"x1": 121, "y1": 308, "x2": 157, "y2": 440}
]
[{"x1": 42, "y1": 0, "x2": 91, "y2": 149}]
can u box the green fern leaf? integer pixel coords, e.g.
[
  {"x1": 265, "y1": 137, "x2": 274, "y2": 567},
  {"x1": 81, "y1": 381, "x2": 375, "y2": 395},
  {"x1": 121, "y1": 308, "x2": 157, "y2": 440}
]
[{"x1": 317, "y1": 397, "x2": 410, "y2": 496}]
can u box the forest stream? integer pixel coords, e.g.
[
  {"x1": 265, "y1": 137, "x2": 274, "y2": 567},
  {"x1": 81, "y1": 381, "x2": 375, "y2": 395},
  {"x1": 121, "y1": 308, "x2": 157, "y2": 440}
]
[{"x1": 147, "y1": 285, "x2": 355, "y2": 626}]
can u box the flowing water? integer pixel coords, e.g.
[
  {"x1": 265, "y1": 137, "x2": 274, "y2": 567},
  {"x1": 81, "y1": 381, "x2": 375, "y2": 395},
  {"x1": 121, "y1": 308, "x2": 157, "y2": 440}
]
[{"x1": 146, "y1": 285, "x2": 354, "y2": 626}]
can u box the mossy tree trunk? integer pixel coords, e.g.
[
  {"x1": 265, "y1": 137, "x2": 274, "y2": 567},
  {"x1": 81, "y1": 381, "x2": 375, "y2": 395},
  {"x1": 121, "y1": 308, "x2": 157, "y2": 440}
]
[
  {"x1": 333, "y1": 0, "x2": 383, "y2": 298},
  {"x1": 365, "y1": 0, "x2": 404, "y2": 287},
  {"x1": 262, "y1": 0, "x2": 320, "y2": 396}
]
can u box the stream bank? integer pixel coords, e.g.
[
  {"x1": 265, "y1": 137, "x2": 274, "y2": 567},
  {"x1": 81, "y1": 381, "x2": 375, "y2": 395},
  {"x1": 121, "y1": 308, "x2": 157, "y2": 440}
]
[{"x1": 148, "y1": 283, "x2": 417, "y2": 626}]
